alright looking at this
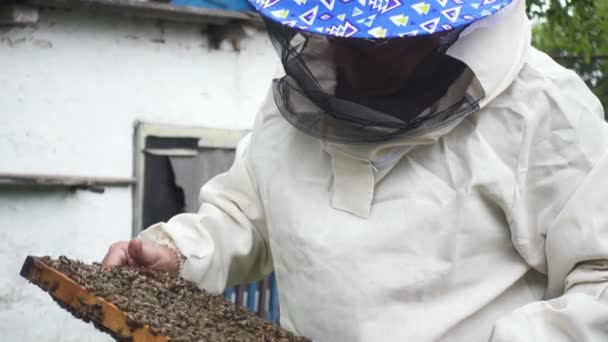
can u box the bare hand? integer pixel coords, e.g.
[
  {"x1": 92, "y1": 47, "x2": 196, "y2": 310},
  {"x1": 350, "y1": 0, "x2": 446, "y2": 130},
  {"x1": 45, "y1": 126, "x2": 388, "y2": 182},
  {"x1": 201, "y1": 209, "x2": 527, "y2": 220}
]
[{"x1": 101, "y1": 238, "x2": 179, "y2": 274}]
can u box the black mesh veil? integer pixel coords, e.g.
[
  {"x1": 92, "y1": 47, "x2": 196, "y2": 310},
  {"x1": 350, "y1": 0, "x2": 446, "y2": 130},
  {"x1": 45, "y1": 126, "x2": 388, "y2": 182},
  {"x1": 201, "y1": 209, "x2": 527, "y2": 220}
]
[{"x1": 263, "y1": 18, "x2": 486, "y2": 144}]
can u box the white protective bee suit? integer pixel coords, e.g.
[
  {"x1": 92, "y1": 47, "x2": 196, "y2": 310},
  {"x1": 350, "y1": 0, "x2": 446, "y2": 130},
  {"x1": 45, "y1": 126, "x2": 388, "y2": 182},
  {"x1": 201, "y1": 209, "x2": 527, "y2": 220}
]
[{"x1": 141, "y1": 0, "x2": 608, "y2": 340}]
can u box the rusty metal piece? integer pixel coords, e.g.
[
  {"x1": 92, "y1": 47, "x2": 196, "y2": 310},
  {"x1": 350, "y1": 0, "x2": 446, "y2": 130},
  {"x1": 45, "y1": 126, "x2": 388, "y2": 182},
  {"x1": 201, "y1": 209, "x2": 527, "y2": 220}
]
[{"x1": 20, "y1": 256, "x2": 168, "y2": 342}]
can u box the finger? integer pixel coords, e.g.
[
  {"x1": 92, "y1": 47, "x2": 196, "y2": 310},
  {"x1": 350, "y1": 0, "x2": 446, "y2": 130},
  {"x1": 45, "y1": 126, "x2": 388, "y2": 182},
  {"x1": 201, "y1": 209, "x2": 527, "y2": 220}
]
[
  {"x1": 128, "y1": 238, "x2": 178, "y2": 272},
  {"x1": 128, "y1": 238, "x2": 160, "y2": 268},
  {"x1": 101, "y1": 242, "x2": 129, "y2": 268},
  {"x1": 127, "y1": 257, "x2": 138, "y2": 267}
]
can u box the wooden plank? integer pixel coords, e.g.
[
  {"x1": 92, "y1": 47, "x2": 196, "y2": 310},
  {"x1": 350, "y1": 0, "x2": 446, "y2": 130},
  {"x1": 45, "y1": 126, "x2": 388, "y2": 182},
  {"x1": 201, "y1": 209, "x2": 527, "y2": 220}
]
[
  {"x1": 0, "y1": 4, "x2": 39, "y2": 24},
  {"x1": 20, "y1": 256, "x2": 169, "y2": 341},
  {"x1": 24, "y1": 0, "x2": 263, "y2": 25},
  {"x1": 0, "y1": 173, "x2": 135, "y2": 193}
]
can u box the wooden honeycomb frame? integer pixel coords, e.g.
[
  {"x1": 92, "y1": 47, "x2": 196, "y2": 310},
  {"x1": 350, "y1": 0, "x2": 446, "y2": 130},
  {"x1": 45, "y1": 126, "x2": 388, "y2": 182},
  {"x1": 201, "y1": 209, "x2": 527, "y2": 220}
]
[{"x1": 20, "y1": 256, "x2": 169, "y2": 341}]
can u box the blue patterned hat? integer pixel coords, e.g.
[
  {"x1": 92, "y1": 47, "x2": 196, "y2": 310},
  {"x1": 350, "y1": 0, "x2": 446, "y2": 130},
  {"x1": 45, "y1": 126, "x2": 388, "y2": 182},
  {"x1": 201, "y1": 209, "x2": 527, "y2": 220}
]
[{"x1": 248, "y1": 0, "x2": 513, "y2": 39}]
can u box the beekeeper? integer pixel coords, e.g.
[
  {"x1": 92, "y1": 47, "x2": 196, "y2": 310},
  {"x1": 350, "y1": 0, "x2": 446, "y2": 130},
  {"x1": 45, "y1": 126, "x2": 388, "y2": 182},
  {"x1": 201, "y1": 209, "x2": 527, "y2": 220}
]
[{"x1": 102, "y1": 0, "x2": 608, "y2": 340}]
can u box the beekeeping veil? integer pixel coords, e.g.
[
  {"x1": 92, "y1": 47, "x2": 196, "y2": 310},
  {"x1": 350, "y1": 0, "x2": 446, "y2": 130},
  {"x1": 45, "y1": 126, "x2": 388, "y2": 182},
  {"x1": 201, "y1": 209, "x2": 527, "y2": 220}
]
[{"x1": 251, "y1": 0, "x2": 516, "y2": 144}]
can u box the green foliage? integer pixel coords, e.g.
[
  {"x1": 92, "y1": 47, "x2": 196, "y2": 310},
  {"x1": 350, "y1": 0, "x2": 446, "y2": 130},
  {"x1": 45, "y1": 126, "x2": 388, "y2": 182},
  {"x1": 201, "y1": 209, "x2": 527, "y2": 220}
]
[{"x1": 529, "y1": 0, "x2": 608, "y2": 113}]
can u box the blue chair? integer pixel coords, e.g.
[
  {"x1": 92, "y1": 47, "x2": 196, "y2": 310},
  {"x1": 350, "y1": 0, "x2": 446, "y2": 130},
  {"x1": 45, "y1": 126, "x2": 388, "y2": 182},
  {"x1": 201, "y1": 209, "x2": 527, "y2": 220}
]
[{"x1": 224, "y1": 273, "x2": 280, "y2": 323}]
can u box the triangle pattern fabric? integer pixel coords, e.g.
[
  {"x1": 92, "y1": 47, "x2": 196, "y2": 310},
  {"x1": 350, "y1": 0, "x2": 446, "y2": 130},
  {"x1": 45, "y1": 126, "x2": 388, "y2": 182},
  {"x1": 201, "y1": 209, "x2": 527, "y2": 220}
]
[
  {"x1": 320, "y1": 0, "x2": 336, "y2": 11},
  {"x1": 398, "y1": 29, "x2": 419, "y2": 37},
  {"x1": 271, "y1": 8, "x2": 290, "y2": 18},
  {"x1": 441, "y1": 6, "x2": 461, "y2": 22},
  {"x1": 356, "y1": 14, "x2": 376, "y2": 27},
  {"x1": 389, "y1": 14, "x2": 409, "y2": 26},
  {"x1": 299, "y1": 6, "x2": 319, "y2": 25},
  {"x1": 249, "y1": 0, "x2": 513, "y2": 39},
  {"x1": 369, "y1": 0, "x2": 403, "y2": 14},
  {"x1": 411, "y1": 2, "x2": 431, "y2": 15},
  {"x1": 255, "y1": 0, "x2": 281, "y2": 9},
  {"x1": 419, "y1": 17, "x2": 439, "y2": 33},
  {"x1": 368, "y1": 26, "x2": 387, "y2": 38}
]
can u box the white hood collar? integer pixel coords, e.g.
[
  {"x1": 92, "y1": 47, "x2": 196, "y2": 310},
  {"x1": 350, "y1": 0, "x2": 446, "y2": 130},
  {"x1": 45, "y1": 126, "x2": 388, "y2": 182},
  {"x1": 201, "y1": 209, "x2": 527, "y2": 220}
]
[{"x1": 322, "y1": 2, "x2": 531, "y2": 217}]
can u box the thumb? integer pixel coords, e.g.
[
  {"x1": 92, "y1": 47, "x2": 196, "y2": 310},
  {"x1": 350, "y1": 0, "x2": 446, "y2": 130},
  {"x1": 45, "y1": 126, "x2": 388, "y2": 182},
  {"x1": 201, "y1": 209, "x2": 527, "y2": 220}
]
[{"x1": 128, "y1": 238, "x2": 176, "y2": 271}]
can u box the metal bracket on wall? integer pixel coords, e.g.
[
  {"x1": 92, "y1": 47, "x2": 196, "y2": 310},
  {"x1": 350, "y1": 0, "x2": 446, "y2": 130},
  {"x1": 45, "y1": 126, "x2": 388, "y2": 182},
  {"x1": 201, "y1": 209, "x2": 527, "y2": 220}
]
[
  {"x1": 0, "y1": 173, "x2": 135, "y2": 194},
  {"x1": 0, "y1": 4, "x2": 39, "y2": 25}
]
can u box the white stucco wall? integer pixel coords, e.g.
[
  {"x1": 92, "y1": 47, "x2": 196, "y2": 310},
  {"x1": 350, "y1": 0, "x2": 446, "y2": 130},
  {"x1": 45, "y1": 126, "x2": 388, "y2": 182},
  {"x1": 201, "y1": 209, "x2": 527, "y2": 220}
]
[{"x1": 0, "y1": 7, "x2": 277, "y2": 341}]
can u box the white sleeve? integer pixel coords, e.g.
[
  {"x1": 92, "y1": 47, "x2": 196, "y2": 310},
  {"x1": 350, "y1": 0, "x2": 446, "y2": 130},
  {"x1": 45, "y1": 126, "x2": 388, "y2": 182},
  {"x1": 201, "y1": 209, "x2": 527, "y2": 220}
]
[
  {"x1": 491, "y1": 78, "x2": 608, "y2": 341},
  {"x1": 492, "y1": 156, "x2": 608, "y2": 341},
  {"x1": 139, "y1": 133, "x2": 272, "y2": 294}
]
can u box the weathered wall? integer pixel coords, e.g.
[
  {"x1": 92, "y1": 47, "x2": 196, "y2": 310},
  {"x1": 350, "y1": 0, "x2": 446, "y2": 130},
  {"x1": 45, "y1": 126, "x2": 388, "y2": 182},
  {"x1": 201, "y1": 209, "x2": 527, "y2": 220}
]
[{"x1": 0, "y1": 7, "x2": 277, "y2": 341}]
